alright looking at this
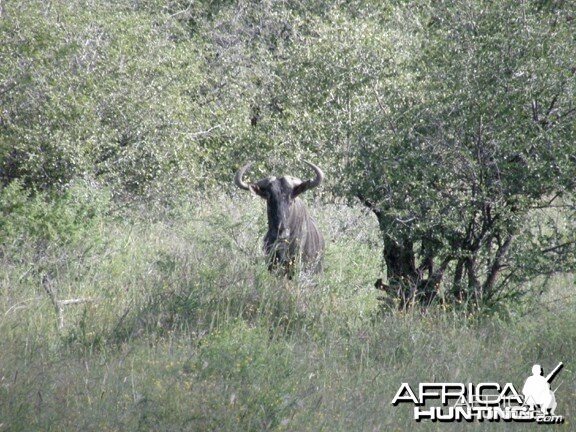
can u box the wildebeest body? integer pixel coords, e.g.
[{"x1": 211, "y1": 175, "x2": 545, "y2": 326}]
[{"x1": 264, "y1": 195, "x2": 324, "y2": 274}]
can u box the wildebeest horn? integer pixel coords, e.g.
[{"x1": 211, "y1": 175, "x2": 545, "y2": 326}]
[
  {"x1": 302, "y1": 160, "x2": 323, "y2": 189},
  {"x1": 234, "y1": 162, "x2": 253, "y2": 190}
]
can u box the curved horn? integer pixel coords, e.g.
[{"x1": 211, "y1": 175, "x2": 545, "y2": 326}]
[
  {"x1": 302, "y1": 160, "x2": 324, "y2": 189},
  {"x1": 234, "y1": 162, "x2": 253, "y2": 191}
]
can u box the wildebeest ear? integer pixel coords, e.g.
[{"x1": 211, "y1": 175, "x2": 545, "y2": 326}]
[
  {"x1": 292, "y1": 161, "x2": 323, "y2": 197},
  {"x1": 249, "y1": 184, "x2": 266, "y2": 198},
  {"x1": 292, "y1": 181, "x2": 310, "y2": 197}
]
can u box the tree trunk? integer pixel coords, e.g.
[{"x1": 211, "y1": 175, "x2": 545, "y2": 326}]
[
  {"x1": 369, "y1": 202, "x2": 445, "y2": 309},
  {"x1": 383, "y1": 235, "x2": 417, "y2": 285}
]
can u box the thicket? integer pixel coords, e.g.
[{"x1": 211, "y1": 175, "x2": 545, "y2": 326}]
[{"x1": 1, "y1": 0, "x2": 575, "y2": 309}]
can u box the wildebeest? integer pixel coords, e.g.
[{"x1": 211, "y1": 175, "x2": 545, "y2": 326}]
[{"x1": 234, "y1": 160, "x2": 325, "y2": 277}]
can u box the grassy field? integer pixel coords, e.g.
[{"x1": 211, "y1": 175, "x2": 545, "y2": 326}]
[{"x1": 1, "y1": 192, "x2": 574, "y2": 431}]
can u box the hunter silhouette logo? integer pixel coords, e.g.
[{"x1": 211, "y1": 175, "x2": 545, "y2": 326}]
[
  {"x1": 391, "y1": 362, "x2": 564, "y2": 423},
  {"x1": 522, "y1": 363, "x2": 563, "y2": 416}
]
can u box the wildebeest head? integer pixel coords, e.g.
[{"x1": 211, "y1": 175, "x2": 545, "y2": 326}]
[{"x1": 234, "y1": 161, "x2": 325, "y2": 276}]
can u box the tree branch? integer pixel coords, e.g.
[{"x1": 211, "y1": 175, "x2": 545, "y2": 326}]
[{"x1": 540, "y1": 240, "x2": 575, "y2": 255}]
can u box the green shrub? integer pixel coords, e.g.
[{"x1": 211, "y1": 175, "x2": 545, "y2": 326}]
[{"x1": 0, "y1": 179, "x2": 110, "y2": 246}]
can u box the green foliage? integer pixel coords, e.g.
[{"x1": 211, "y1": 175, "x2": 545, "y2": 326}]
[
  {"x1": 0, "y1": 179, "x2": 109, "y2": 245},
  {"x1": 116, "y1": 0, "x2": 573, "y2": 308},
  {"x1": 0, "y1": 1, "x2": 227, "y2": 196}
]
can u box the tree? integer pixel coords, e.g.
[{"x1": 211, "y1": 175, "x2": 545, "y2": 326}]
[{"x1": 334, "y1": 0, "x2": 576, "y2": 308}]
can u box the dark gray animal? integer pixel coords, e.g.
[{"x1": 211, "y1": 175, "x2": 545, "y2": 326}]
[{"x1": 234, "y1": 161, "x2": 325, "y2": 277}]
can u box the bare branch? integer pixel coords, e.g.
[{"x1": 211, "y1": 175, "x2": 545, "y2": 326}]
[
  {"x1": 540, "y1": 240, "x2": 575, "y2": 255},
  {"x1": 57, "y1": 298, "x2": 96, "y2": 306}
]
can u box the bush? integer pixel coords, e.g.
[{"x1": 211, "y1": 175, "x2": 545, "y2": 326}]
[{"x1": 0, "y1": 179, "x2": 110, "y2": 246}]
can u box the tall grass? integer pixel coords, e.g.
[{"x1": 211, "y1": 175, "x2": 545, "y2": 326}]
[{"x1": 1, "y1": 189, "x2": 574, "y2": 431}]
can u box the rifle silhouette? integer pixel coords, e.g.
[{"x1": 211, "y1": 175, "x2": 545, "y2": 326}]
[{"x1": 545, "y1": 362, "x2": 563, "y2": 384}]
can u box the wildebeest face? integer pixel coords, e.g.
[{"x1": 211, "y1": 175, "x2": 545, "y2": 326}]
[{"x1": 249, "y1": 176, "x2": 305, "y2": 243}]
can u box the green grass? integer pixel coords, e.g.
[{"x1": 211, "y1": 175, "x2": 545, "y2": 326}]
[{"x1": 1, "y1": 193, "x2": 574, "y2": 431}]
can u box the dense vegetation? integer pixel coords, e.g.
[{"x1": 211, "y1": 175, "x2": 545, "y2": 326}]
[{"x1": 1, "y1": 0, "x2": 575, "y2": 430}]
